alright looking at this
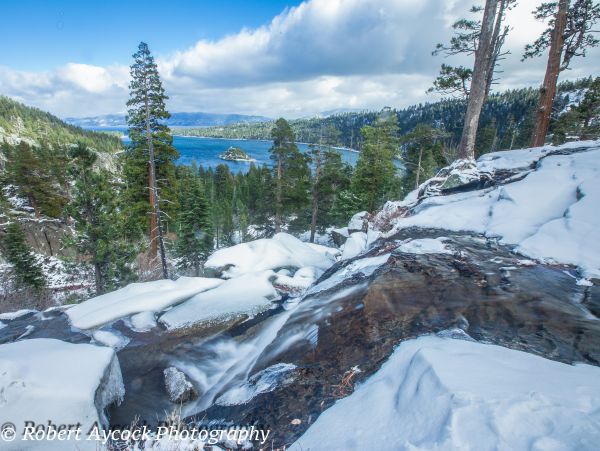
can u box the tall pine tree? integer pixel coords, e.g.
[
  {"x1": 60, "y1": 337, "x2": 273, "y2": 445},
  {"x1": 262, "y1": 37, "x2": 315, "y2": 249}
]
[{"x1": 125, "y1": 42, "x2": 178, "y2": 279}]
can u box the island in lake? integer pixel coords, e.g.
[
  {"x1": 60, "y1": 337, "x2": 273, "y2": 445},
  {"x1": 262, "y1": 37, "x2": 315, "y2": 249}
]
[{"x1": 219, "y1": 146, "x2": 255, "y2": 162}]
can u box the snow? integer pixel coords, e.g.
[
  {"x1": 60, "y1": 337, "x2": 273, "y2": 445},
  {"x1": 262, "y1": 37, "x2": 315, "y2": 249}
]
[
  {"x1": 159, "y1": 271, "x2": 280, "y2": 331},
  {"x1": 348, "y1": 211, "x2": 368, "y2": 232},
  {"x1": 292, "y1": 335, "x2": 600, "y2": 451},
  {"x1": 93, "y1": 329, "x2": 131, "y2": 350},
  {"x1": 395, "y1": 237, "x2": 453, "y2": 255},
  {"x1": 216, "y1": 363, "x2": 296, "y2": 406},
  {"x1": 0, "y1": 338, "x2": 124, "y2": 451},
  {"x1": 340, "y1": 232, "x2": 367, "y2": 260},
  {"x1": 66, "y1": 276, "x2": 223, "y2": 330},
  {"x1": 205, "y1": 233, "x2": 336, "y2": 278},
  {"x1": 129, "y1": 311, "x2": 158, "y2": 332},
  {"x1": 274, "y1": 267, "x2": 321, "y2": 294},
  {"x1": 0, "y1": 309, "x2": 37, "y2": 320},
  {"x1": 386, "y1": 144, "x2": 600, "y2": 277}
]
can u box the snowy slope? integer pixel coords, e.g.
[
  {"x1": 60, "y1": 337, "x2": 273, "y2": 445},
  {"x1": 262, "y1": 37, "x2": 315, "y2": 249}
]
[
  {"x1": 292, "y1": 335, "x2": 600, "y2": 451},
  {"x1": 0, "y1": 339, "x2": 124, "y2": 451},
  {"x1": 379, "y1": 141, "x2": 600, "y2": 278}
]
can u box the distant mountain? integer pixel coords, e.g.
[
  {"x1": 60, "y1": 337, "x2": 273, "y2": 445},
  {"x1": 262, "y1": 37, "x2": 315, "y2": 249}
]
[{"x1": 65, "y1": 112, "x2": 271, "y2": 128}]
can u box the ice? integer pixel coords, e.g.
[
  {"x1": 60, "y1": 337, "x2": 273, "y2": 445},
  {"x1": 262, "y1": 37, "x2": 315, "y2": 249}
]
[
  {"x1": 215, "y1": 363, "x2": 296, "y2": 406},
  {"x1": 205, "y1": 232, "x2": 336, "y2": 278},
  {"x1": 159, "y1": 271, "x2": 280, "y2": 331},
  {"x1": 66, "y1": 276, "x2": 223, "y2": 330},
  {"x1": 129, "y1": 311, "x2": 158, "y2": 332},
  {"x1": 387, "y1": 144, "x2": 600, "y2": 277},
  {"x1": 307, "y1": 253, "x2": 391, "y2": 295},
  {"x1": 0, "y1": 338, "x2": 124, "y2": 451},
  {"x1": 292, "y1": 335, "x2": 600, "y2": 451},
  {"x1": 395, "y1": 237, "x2": 453, "y2": 255},
  {"x1": 340, "y1": 232, "x2": 367, "y2": 260},
  {"x1": 93, "y1": 329, "x2": 131, "y2": 350},
  {"x1": 163, "y1": 367, "x2": 197, "y2": 403}
]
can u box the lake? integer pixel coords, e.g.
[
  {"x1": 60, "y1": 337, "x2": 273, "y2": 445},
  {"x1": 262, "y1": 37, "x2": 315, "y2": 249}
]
[
  {"x1": 92, "y1": 127, "x2": 360, "y2": 173},
  {"x1": 171, "y1": 136, "x2": 359, "y2": 173}
]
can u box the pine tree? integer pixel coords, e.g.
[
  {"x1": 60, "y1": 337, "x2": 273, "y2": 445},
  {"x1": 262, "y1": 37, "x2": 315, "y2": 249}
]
[
  {"x1": 174, "y1": 167, "x2": 213, "y2": 276},
  {"x1": 524, "y1": 0, "x2": 600, "y2": 146},
  {"x1": 351, "y1": 109, "x2": 400, "y2": 213},
  {"x1": 65, "y1": 145, "x2": 136, "y2": 295},
  {"x1": 270, "y1": 118, "x2": 310, "y2": 232},
  {"x1": 2, "y1": 221, "x2": 46, "y2": 292},
  {"x1": 400, "y1": 124, "x2": 449, "y2": 191},
  {"x1": 552, "y1": 76, "x2": 600, "y2": 143},
  {"x1": 125, "y1": 42, "x2": 178, "y2": 279}
]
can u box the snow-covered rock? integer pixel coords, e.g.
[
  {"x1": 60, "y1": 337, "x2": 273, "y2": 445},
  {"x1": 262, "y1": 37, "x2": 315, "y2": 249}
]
[
  {"x1": 92, "y1": 329, "x2": 131, "y2": 350},
  {"x1": 205, "y1": 233, "x2": 336, "y2": 278},
  {"x1": 0, "y1": 309, "x2": 37, "y2": 320},
  {"x1": 347, "y1": 211, "x2": 369, "y2": 233},
  {"x1": 0, "y1": 338, "x2": 124, "y2": 451},
  {"x1": 331, "y1": 227, "x2": 350, "y2": 246},
  {"x1": 158, "y1": 271, "x2": 280, "y2": 331},
  {"x1": 292, "y1": 335, "x2": 600, "y2": 451},
  {"x1": 382, "y1": 142, "x2": 600, "y2": 277},
  {"x1": 340, "y1": 232, "x2": 367, "y2": 260},
  {"x1": 164, "y1": 367, "x2": 198, "y2": 404},
  {"x1": 274, "y1": 266, "x2": 321, "y2": 295},
  {"x1": 66, "y1": 276, "x2": 223, "y2": 330}
]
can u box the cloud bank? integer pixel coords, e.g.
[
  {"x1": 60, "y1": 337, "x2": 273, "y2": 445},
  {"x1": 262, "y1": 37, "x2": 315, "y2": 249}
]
[{"x1": 1, "y1": 0, "x2": 598, "y2": 118}]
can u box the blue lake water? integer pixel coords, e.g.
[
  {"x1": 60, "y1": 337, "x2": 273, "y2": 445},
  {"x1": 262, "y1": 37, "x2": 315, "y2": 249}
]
[
  {"x1": 172, "y1": 136, "x2": 359, "y2": 173},
  {"x1": 93, "y1": 127, "x2": 359, "y2": 173}
]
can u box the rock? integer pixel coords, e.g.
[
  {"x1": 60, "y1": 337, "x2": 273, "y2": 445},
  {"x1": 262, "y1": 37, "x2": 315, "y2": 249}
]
[
  {"x1": 330, "y1": 227, "x2": 349, "y2": 247},
  {"x1": 348, "y1": 211, "x2": 369, "y2": 233},
  {"x1": 164, "y1": 367, "x2": 198, "y2": 404}
]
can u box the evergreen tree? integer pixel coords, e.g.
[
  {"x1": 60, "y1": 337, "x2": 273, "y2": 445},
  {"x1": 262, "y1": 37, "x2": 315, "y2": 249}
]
[
  {"x1": 552, "y1": 76, "x2": 600, "y2": 143},
  {"x1": 351, "y1": 109, "x2": 400, "y2": 213},
  {"x1": 65, "y1": 145, "x2": 136, "y2": 295},
  {"x1": 400, "y1": 125, "x2": 449, "y2": 191},
  {"x1": 174, "y1": 167, "x2": 213, "y2": 275},
  {"x1": 125, "y1": 42, "x2": 178, "y2": 279},
  {"x1": 270, "y1": 118, "x2": 310, "y2": 232},
  {"x1": 2, "y1": 221, "x2": 46, "y2": 292}
]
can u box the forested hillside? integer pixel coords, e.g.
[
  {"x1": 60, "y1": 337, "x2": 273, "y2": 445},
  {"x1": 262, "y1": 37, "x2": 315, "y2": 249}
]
[
  {"x1": 0, "y1": 96, "x2": 121, "y2": 153},
  {"x1": 177, "y1": 78, "x2": 594, "y2": 153}
]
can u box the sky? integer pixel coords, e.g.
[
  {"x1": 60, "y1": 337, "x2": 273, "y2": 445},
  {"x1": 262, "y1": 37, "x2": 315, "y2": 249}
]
[{"x1": 0, "y1": 0, "x2": 598, "y2": 119}]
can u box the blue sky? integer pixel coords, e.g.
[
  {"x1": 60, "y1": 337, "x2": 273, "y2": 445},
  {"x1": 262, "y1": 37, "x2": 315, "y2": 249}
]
[
  {"x1": 1, "y1": 0, "x2": 598, "y2": 118},
  {"x1": 0, "y1": 0, "x2": 302, "y2": 71}
]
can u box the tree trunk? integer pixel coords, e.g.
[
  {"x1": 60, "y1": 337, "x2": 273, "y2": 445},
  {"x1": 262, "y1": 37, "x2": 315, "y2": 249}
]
[
  {"x1": 457, "y1": 0, "x2": 499, "y2": 160},
  {"x1": 145, "y1": 78, "x2": 169, "y2": 279},
  {"x1": 94, "y1": 262, "x2": 104, "y2": 295},
  {"x1": 275, "y1": 156, "x2": 283, "y2": 233},
  {"x1": 530, "y1": 0, "x2": 569, "y2": 147},
  {"x1": 415, "y1": 147, "x2": 424, "y2": 189},
  {"x1": 309, "y1": 152, "x2": 321, "y2": 243},
  {"x1": 484, "y1": 0, "x2": 508, "y2": 100},
  {"x1": 149, "y1": 164, "x2": 158, "y2": 259}
]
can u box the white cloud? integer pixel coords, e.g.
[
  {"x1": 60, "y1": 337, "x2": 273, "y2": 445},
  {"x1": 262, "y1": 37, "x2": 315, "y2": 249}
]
[{"x1": 0, "y1": 0, "x2": 598, "y2": 118}]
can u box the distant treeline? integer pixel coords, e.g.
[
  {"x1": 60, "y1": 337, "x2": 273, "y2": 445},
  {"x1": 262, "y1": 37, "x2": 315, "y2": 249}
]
[{"x1": 176, "y1": 78, "x2": 594, "y2": 154}]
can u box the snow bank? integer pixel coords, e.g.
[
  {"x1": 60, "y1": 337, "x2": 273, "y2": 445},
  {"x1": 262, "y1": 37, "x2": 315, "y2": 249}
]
[
  {"x1": 129, "y1": 311, "x2": 158, "y2": 332},
  {"x1": 205, "y1": 233, "x2": 336, "y2": 278},
  {"x1": 93, "y1": 329, "x2": 131, "y2": 350},
  {"x1": 159, "y1": 271, "x2": 280, "y2": 330},
  {"x1": 292, "y1": 335, "x2": 600, "y2": 451},
  {"x1": 388, "y1": 144, "x2": 600, "y2": 277},
  {"x1": 340, "y1": 232, "x2": 367, "y2": 260},
  {"x1": 0, "y1": 338, "x2": 124, "y2": 451},
  {"x1": 66, "y1": 276, "x2": 223, "y2": 330}
]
